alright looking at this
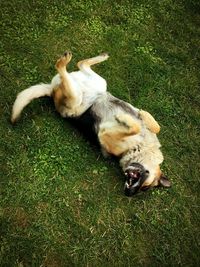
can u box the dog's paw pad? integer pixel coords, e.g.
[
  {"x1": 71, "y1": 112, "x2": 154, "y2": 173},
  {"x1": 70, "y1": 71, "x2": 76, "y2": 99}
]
[
  {"x1": 63, "y1": 51, "x2": 72, "y2": 58},
  {"x1": 56, "y1": 51, "x2": 72, "y2": 69}
]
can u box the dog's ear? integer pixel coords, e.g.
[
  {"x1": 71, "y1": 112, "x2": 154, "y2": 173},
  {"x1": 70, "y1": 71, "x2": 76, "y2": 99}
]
[{"x1": 159, "y1": 174, "x2": 171, "y2": 187}]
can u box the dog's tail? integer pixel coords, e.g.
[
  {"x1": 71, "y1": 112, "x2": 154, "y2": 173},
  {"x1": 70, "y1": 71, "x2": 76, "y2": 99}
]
[{"x1": 11, "y1": 83, "x2": 54, "y2": 123}]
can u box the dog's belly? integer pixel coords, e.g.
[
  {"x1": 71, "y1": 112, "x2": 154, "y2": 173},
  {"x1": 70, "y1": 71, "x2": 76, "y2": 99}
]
[
  {"x1": 89, "y1": 93, "x2": 140, "y2": 126},
  {"x1": 51, "y1": 71, "x2": 107, "y2": 116},
  {"x1": 69, "y1": 71, "x2": 107, "y2": 107}
]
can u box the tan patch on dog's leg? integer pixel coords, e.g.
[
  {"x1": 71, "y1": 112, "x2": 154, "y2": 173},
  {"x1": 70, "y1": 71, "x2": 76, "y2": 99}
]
[
  {"x1": 98, "y1": 133, "x2": 125, "y2": 155},
  {"x1": 53, "y1": 86, "x2": 66, "y2": 112},
  {"x1": 139, "y1": 110, "x2": 160, "y2": 134},
  {"x1": 115, "y1": 114, "x2": 141, "y2": 134},
  {"x1": 54, "y1": 51, "x2": 81, "y2": 109},
  {"x1": 99, "y1": 114, "x2": 141, "y2": 156}
]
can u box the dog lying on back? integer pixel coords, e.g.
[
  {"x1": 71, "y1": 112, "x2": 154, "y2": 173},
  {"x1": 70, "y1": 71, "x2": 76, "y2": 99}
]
[{"x1": 11, "y1": 51, "x2": 171, "y2": 196}]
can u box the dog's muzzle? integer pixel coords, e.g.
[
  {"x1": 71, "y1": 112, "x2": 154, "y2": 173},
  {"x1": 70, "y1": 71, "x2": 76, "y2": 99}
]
[{"x1": 124, "y1": 163, "x2": 149, "y2": 196}]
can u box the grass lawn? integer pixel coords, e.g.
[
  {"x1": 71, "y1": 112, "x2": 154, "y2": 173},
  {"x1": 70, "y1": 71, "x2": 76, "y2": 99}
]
[{"x1": 0, "y1": 0, "x2": 200, "y2": 266}]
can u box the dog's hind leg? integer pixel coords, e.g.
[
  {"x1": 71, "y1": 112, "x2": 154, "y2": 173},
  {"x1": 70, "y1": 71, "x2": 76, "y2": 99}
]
[
  {"x1": 98, "y1": 114, "x2": 141, "y2": 156},
  {"x1": 139, "y1": 110, "x2": 160, "y2": 134},
  {"x1": 77, "y1": 53, "x2": 109, "y2": 73},
  {"x1": 54, "y1": 51, "x2": 82, "y2": 110}
]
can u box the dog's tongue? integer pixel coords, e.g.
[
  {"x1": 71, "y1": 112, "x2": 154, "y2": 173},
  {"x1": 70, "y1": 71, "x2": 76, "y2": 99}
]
[{"x1": 130, "y1": 171, "x2": 139, "y2": 179}]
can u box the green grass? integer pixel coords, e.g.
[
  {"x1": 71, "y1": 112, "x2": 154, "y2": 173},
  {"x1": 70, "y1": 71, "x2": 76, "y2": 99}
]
[{"x1": 0, "y1": 0, "x2": 200, "y2": 266}]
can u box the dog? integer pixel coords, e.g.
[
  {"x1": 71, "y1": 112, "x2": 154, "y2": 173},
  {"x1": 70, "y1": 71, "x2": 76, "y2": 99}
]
[{"x1": 11, "y1": 51, "x2": 171, "y2": 196}]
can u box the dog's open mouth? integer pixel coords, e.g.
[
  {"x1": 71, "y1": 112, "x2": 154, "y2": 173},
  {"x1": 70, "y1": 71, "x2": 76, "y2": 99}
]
[
  {"x1": 124, "y1": 163, "x2": 149, "y2": 196},
  {"x1": 128, "y1": 170, "x2": 140, "y2": 179},
  {"x1": 125, "y1": 169, "x2": 141, "y2": 184}
]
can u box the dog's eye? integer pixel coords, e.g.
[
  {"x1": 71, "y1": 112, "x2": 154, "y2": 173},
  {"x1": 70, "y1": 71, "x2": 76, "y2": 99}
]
[{"x1": 145, "y1": 170, "x2": 149, "y2": 174}]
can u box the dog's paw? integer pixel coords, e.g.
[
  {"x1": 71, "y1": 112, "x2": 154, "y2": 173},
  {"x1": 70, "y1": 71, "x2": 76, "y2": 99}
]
[
  {"x1": 139, "y1": 110, "x2": 160, "y2": 134},
  {"x1": 63, "y1": 51, "x2": 72, "y2": 60},
  {"x1": 55, "y1": 51, "x2": 72, "y2": 70},
  {"x1": 99, "y1": 52, "x2": 109, "y2": 60}
]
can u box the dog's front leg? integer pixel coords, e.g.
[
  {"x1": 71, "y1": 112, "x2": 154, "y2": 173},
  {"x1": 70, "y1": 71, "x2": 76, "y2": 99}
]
[
  {"x1": 139, "y1": 110, "x2": 160, "y2": 134},
  {"x1": 77, "y1": 53, "x2": 109, "y2": 73},
  {"x1": 98, "y1": 114, "x2": 141, "y2": 156}
]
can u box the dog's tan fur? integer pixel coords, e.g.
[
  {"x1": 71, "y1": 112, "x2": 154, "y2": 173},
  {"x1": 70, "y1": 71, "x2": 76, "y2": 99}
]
[
  {"x1": 11, "y1": 51, "x2": 170, "y2": 194},
  {"x1": 98, "y1": 114, "x2": 141, "y2": 156},
  {"x1": 139, "y1": 110, "x2": 160, "y2": 134}
]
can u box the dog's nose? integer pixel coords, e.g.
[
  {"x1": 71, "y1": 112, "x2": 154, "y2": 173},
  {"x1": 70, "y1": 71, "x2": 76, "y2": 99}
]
[{"x1": 124, "y1": 188, "x2": 133, "y2": 197}]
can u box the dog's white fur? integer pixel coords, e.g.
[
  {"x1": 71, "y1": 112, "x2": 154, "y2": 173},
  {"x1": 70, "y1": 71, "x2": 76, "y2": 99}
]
[
  {"x1": 12, "y1": 70, "x2": 107, "y2": 122},
  {"x1": 11, "y1": 52, "x2": 169, "y2": 192},
  {"x1": 12, "y1": 83, "x2": 53, "y2": 122}
]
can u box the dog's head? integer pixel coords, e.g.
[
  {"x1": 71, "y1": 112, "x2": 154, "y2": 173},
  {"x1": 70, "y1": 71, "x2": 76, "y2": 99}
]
[{"x1": 124, "y1": 163, "x2": 171, "y2": 196}]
